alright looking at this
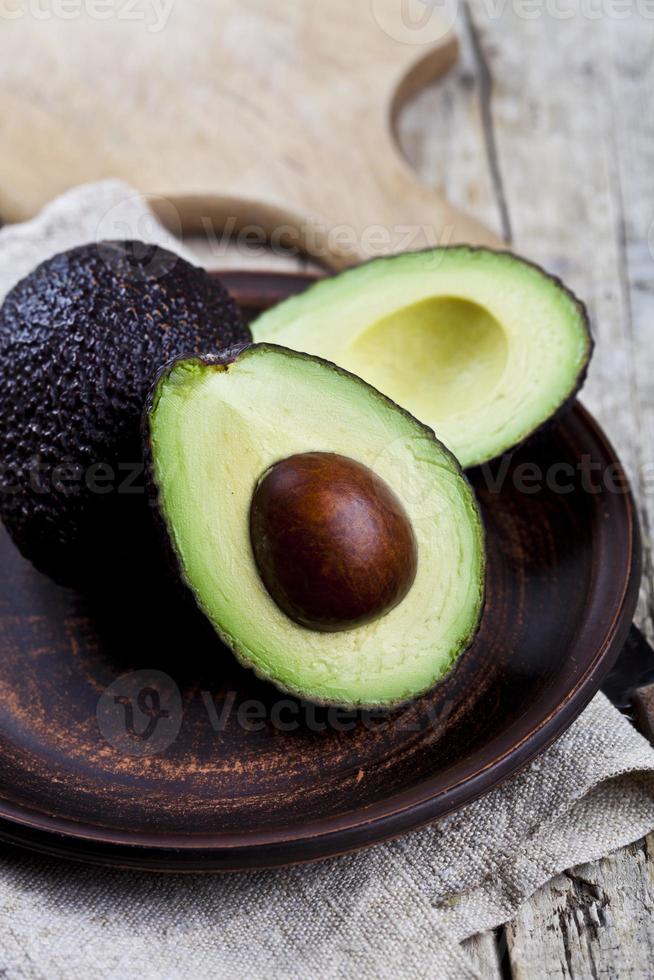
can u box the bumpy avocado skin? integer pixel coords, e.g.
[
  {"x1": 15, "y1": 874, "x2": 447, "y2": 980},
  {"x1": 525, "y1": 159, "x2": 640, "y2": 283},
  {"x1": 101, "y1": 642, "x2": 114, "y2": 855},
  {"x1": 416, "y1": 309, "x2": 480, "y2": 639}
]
[{"x1": 0, "y1": 241, "x2": 251, "y2": 585}]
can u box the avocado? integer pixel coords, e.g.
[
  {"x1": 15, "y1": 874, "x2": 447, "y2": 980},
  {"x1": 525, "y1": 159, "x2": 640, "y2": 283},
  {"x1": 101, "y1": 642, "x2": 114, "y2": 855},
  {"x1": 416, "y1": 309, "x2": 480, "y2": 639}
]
[
  {"x1": 0, "y1": 241, "x2": 250, "y2": 584},
  {"x1": 251, "y1": 247, "x2": 592, "y2": 468},
  {"x1": 145, "y1": 343, "x2": 485, "y2": 708}
]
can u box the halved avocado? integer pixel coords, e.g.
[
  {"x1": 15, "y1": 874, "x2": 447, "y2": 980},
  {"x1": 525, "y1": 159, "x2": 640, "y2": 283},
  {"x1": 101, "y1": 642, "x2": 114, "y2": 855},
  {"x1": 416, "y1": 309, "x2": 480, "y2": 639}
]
[
  {"x1": 251, "y1": 247, "x2": 592, "y2": 468},
  {"x1": 146, "y1": 344, "x2": 485, "y2": 708}
]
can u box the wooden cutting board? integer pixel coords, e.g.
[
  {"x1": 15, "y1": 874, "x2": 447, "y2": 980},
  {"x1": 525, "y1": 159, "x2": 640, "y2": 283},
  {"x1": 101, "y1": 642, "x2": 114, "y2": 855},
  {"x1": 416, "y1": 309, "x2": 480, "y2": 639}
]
[{"x1": 0, "y1": 0, "x2": 501, "y2": 267}]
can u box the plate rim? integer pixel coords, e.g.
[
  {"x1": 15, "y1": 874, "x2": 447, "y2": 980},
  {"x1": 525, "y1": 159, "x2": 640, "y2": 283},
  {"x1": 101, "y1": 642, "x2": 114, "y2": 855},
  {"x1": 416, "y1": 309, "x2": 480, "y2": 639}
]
[{"x1": 0, "y1": 271, "x2": 641, "y2": 871}]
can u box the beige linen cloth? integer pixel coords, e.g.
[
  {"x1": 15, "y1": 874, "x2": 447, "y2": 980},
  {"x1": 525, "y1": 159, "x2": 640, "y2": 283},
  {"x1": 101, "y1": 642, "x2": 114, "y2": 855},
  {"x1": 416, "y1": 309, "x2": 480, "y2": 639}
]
[{"x1": 1, "y1": 182, "x2": 653, "y2": 980}]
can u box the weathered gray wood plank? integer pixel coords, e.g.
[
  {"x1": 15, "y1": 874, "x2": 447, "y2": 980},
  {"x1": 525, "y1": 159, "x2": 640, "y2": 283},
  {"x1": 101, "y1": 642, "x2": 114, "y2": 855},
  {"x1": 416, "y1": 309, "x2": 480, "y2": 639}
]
[
  {"x1": 399, "y1": 6, "x2": 503, "y2": 243},
  {"x1": 443, "y1": 5, "x2": 654, "y2": 976},
  {"x1": 462, "y1": 929, "x2": 506, "y2": 979},
  {"x1": 604, "y1": 20, "x2": 654, "y2": 643},
  {"x1": 460, "y1": 1, "x2": 654, "y2": 639},
  {"x1": 506, "y1": 831, "x2": 654, "y2": 979}
]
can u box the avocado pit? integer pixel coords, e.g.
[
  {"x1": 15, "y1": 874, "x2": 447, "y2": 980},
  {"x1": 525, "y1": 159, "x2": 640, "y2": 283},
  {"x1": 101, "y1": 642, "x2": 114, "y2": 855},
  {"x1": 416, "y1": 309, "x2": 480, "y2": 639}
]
[{"x1": 249, "y1": 452, "x2": 418, "y2": 632}]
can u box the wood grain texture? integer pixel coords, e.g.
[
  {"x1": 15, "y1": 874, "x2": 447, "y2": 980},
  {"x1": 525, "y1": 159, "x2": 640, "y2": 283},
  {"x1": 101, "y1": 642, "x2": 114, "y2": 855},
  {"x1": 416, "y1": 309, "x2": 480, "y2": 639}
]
[
  {"x1": 634, "y1": 685, "x2": 654, "y2": 744},
  {"x1": 0, "y1": 0, "x2": 501, "y2": 264},
  {"x1": 388, "y1": 3, "x2": 654, "y2": 974},
  {"x1": 451, "y1": 2, "x2": 654, "y2": 643},
  {"x1": 506, "y1": 835, "x2": 654, "y2": 979},
  {"x1": 462, "y1": 930, "x2": 506, "y2": 979}
]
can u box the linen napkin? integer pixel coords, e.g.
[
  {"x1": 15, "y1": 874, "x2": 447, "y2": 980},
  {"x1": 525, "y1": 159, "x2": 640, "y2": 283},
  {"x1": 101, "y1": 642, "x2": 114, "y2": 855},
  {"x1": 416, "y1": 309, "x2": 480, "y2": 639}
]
[{"x1": 0, "y1": 182, "x2": 653, "y2": 980}]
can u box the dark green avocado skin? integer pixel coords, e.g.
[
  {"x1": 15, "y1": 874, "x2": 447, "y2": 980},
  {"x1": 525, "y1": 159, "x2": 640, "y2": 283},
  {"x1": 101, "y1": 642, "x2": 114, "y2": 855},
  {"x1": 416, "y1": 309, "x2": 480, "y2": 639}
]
[{"x1": 0, "y1": 241, "x2": 251, "y2": 585}]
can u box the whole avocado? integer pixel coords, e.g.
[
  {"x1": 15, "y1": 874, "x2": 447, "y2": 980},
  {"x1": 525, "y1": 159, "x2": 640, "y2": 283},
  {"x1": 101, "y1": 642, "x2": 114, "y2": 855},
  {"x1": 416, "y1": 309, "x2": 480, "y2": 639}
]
[{"x1": 0, "y1": 240, "x2": 250, "y2": 585}]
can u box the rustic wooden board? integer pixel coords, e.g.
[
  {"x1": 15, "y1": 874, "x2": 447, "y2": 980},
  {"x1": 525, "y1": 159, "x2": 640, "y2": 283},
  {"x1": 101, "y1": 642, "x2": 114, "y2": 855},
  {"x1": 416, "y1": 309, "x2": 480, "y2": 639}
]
[
  {"x1": 506, "y1": 836, "x2": 654, "y2": 979},
  {"x1": 462, "y1": 930, "x2": 505, "y2": 979},
  {"x1": 0, "y1": 0, "x2": 500, "y2": 265},
  {"x1": 395, "y1": 4, "x2": 654, "y2": 975}
]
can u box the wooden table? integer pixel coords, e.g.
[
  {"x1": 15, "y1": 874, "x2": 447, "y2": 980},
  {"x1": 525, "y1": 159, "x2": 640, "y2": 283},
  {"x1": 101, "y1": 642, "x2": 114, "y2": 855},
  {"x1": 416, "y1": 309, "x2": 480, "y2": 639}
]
[{"x1": 186, "y1": 3, "x2": 654, "y2": 974}]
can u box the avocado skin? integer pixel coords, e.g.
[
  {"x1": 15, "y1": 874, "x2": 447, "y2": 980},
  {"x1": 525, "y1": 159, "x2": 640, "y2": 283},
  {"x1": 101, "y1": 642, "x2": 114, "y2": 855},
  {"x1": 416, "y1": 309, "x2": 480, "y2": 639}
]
[{"x1": 0, "y1": 241, "x2": 251, "y2": 585}]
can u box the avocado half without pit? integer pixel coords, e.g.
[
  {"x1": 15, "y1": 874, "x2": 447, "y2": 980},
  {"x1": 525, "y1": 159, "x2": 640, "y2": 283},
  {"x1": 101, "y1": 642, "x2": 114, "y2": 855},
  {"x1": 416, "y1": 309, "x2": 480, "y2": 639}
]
[
  {"x1": 251, "y1": 247, "x2": 593, "y2": 468},
  {"x1": 146, "y1": 344, "x2": 485, "y2": 708}
]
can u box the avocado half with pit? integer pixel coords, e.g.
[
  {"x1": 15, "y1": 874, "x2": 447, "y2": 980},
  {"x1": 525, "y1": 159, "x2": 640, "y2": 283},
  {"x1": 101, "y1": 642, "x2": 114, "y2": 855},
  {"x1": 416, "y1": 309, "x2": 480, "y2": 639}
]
[
  {"x1": 251, "y1": 247, "x2": 592, "y2": 468},
  {"x1": 146, "y1": 344, "x2": 485, "y2": 708}
]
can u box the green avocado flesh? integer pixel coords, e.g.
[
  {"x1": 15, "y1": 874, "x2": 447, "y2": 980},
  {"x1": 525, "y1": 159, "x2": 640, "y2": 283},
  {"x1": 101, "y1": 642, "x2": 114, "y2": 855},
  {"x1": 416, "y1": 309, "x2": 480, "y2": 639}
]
[
  {"x1": 251, "y1": 248, "x2": 592, "y2": 468},
  {"x1": 148, "y1": 344, "x2": 485, "y2": 708}
]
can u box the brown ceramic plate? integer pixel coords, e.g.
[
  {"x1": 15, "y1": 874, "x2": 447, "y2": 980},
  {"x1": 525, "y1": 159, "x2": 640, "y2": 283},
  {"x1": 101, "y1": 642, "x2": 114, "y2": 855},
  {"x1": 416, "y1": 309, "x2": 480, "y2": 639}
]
[{"x1": 0, "y1": 271, "x2": 640, "y2": 872}]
